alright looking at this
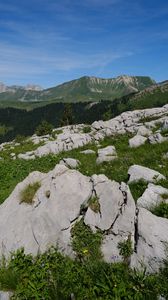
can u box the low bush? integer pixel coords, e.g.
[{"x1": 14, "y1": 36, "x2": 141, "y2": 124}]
[
  {"x1": 35, "y1": 120, "x2": 53, "y2": 136},
  {"x1": 83, "y1": 125, "x2": 91, "y2": 133}
]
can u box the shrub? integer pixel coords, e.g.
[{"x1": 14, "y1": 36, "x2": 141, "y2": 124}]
[
  {"x1": 83, "y1": 126, "x2": 91, "y2": 133},
  {"x1": 35, "y1": 120, "x2": 53, "y2": 136},
  {"x1": 20, "y1": 182, "x2": 41, "y2": 204}
]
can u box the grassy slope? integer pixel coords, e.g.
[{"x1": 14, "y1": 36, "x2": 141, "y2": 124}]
[{"x1": 1, "y1": 131, "x2": 168, "y2": 204}]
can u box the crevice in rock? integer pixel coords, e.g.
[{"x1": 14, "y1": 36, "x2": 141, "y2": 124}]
[
  {"x1": 134, "y1": 207, "x2": 139, "y2": 253},
  {"x1": 90, "y1": 179, "x2": 102, "y2": 218},
  {"x1": 31, "y1": 227, "x2": 40, "y2": 249}
]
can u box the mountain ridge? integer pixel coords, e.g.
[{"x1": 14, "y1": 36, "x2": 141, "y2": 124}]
[{"x1": 0, "y1": 75, "x2": 155, "y2": 104}]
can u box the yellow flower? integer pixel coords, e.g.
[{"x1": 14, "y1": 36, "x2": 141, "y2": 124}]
[{"x1": 82, "y1": 249, "x2": 89, "y2": 254}]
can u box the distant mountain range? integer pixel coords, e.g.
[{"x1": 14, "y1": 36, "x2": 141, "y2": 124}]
[{"x1": 0, "y1": 75, "x2": 155, "y2": 105}]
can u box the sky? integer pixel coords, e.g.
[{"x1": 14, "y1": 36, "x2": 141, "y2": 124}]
[{"x1": 0, "y1": 0, "x2": 168, "y2": 88}]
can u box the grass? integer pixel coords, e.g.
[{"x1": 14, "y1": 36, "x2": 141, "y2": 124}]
[
  {"x1": 1, "y1": 133, "x2": 168, "y2": 204},
  {"x1": 88, "y1": 196, "x2": 100, "y2": 213},
  {"x1": 71, "y1": 218, "x2": 103, "y2": 261},
  {"x1": 0, "y1": 247, "x2": 167, "y2": 299},
  {"x1": 20, "y1": 182, "x2": 41, "y2": 204},
  {"x1": 151, "y1": 202, "x2": 168, "y2": 219},
  {"x1": 129, "y1": 180, "x2": 148, "y2": 202}
]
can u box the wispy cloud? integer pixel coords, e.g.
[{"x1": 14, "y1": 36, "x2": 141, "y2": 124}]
[{"x1": 0, "y1": 41, "x2": 133, "y2": 81}]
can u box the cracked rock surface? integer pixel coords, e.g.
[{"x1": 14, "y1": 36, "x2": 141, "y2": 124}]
[{"x1": 0, "y1": 163, "x2": 168, "y2": 272}]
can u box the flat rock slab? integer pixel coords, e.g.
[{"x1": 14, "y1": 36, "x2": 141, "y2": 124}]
[{"x1": 128, "y1": 165, "x2": 165, "y2": 183}]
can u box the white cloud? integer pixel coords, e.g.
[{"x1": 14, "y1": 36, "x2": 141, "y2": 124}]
[{"x1": 0, "y1": 41, "x2": 133, "y2": 80}]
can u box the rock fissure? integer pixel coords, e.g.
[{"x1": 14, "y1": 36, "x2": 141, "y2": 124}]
[{"x1": 134, "y1": 207, "x2": 139, "y2": 253}]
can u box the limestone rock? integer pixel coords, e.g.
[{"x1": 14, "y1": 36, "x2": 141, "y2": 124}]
[
  {"x1": 129, "y1": 135, "x2": 147, "y2": 148},
  {"x1": 80, "y1": 149, "x2": 95, "y2": 154},
  {"x1": 59, "y1": 158, "x2": 80, "y2": 169},
  {"x1": 137, "y1": 125, "x2": 152, "y2": 136},
  {"x1": 148, "y1": 133, "x2": 166, "y2": 144},
  {"x1": 131, "y1": 208, "x2": 168, "y2": 272},
  {"x1": 0, "y1": 291, "x2": 13, "y2": 300},
  {"x1": 137, "y1": 183, "x2": 168, "y2": 210},
  {"x1": 96, "y1": 145, "x2": 117, "y2": 164},
  {"x1": 84, "y1": 177, "x2": 136, "y2": 263},
  {"x1": 0, "y1": 165, "x2": 92, "y2": 258},
  {"x1": 128, "y1": 165, "x2": 165, "y2": 183}
]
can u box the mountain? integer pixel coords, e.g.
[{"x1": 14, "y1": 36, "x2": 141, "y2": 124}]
[{"x1": 0, "y1": 75, "x2": 155, "y2": 106}]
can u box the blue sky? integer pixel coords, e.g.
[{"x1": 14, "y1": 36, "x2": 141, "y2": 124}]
[{"x1": 0, "y1": 0, "x2": 168, "y2": 88}]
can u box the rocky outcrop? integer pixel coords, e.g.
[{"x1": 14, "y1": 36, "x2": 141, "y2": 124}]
[
  {"x1": 0, "y1": 163, "x2": 168, "y2": 272},
  {"x1": 3, "y1": 104, "x2": 168, "y2": 160},
  {"x1": 131, "y1": 208, "x2": 168, "y2": 273}
]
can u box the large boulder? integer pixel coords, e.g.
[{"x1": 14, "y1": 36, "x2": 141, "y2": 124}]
[
  {"x1": 0, "y1": 165, "x2": 92, "y2": 258},
  {"x1": 131, "y1": 208, "x2": 168, "y2": 272},
  {"x1": 128, "y1": 165, "x2": 165, "y2": 183}
]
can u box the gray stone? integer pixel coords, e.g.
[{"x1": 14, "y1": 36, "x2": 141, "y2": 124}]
[
  {"x1": 80, "y1": 149, "x2": 95, "y2": 154},
  {"x1": 148, "y1": 133, "x2": 166, "y2": 144},
  {"x1": 137, "y1": 183, "x2": 168, "y2": 210},
  {"x1": 0, "y1": 291, "x2": 13, "y2": 300},
  {"x1": 129, "y1": 135, "x2": 147, "y2": 148},
  {"x1": 96, "y1": 145, "x2": 117, "y2": 164},
  {"x1": 0, "y1": 165, "x2": 92, "y2": 258},
  {"x1": 128, "y1": 165, "x2": 165, "y2": 183},
  {"x1": 59, "y1": 158, "x2": 80, "y2": 169},
  {"x1": 137, "y1": 126, "x2": 152, "y2": 136},
  {"x1": 84, "y1": 177, "x2": 136, "y2": 263},
  {"x1": 131, "y1": 208, "x2": 168, "y2": 272}
]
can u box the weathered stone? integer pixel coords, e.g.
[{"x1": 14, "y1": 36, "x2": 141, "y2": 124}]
[
  {"x1": 128, "y1": 165, "x2": 165, "y2": 183},
  {"x1": 80, "y1": 149, "x2": 95, "y2": 154},
  {"x1": 59, "y1": 158, "x2": 80, "y2": 169},
  {"x1": 137, "y1": 183, "x2": 168, "y2": 210},
  {"x1": 96, "y1": 145, "x2": 117, "y2": 164},
  {"x1": 129, "y1": 135, "x2": 147, "y2": 148},
  {"x1": 0, "y1": 291, "x2": 13, "y2": 300},
  {"x1": 148, "y1": 133, "x2": 166, "y2": 144},
  {"x1": 0, "y1": 165, "x2": 92, "y2": 258},
  {"x1": 131, "y1": 208, "x2": 168, "y2": 272},
  {"x1": 137, "y1": 125, "x2": 152, "y2": 136}
]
